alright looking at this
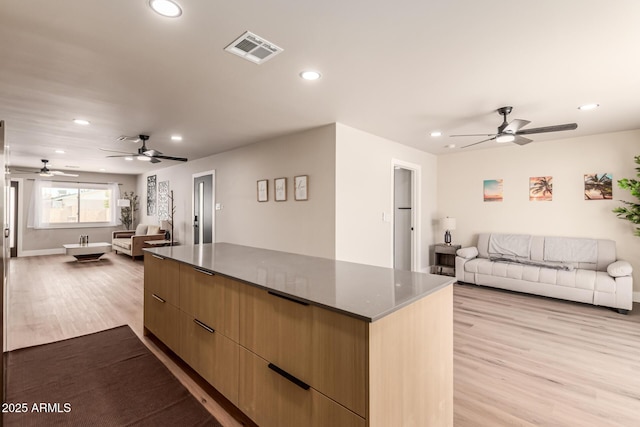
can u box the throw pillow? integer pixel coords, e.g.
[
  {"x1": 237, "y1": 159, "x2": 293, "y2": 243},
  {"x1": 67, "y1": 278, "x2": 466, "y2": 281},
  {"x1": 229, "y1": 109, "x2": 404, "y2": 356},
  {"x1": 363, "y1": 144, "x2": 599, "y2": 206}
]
[
  {"x1": 135, "y1": 224, "x2": 148, "y2": 236},
  {"x1": 147, "y1": 225, "x2": 161, "y2": 235},
  {"x1": 607, "y1": 261, "x2": 633, "y2": 277},
  {"x1": 456, "y1": 247, "x2": 478, "y2": 259}
]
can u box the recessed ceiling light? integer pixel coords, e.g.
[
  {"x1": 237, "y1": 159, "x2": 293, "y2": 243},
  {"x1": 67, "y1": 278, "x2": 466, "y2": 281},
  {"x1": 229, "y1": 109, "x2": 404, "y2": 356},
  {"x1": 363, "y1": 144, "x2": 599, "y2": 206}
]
[
  {"x1": 149, "y1": 0, "x2": 182, "y2": 17},
  {"x1": 430, "y1": 131, "x2": 442, "y2": 137},
  {"x1": 445, "y1": 144, "x2": 456, "y2": 149},
  {"x1": 300, "y1": 71, "x2": 321, "y2": 81},
  {"x1": 124, "y1": 157, "x2": 134, "y2": 161},
  {"x1": 578, "y1": 103, "x2": 600, "y2": 111},
  {"x1": 55, "y1": 149, "x2": 65, "y2": 154},
  {"x1": 171, "y1": 135, "x2": 183, "y2": 141},
  {"x1": 73, "y1": 119, "x2": 90, "y2": 125}
]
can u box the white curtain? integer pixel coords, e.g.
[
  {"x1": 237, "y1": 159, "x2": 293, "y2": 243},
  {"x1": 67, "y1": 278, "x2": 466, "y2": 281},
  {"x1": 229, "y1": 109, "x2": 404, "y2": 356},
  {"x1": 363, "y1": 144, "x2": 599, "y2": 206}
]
[{"x1": 28, "y1": 180, "x2": 121, "y2": 229}]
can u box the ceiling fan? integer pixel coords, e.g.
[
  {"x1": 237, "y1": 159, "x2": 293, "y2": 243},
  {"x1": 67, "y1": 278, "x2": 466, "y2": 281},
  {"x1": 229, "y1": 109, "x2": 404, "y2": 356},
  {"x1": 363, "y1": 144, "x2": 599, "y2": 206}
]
[
  {"x1": 451, "y1": 106, "x2": 578, "y2": 148},
  {"x1": 12, "y1": 159, "x2": 79, "y2": 177},
  {"x1": 100, "y1": 134, "x2": 188, "y2": 163}
]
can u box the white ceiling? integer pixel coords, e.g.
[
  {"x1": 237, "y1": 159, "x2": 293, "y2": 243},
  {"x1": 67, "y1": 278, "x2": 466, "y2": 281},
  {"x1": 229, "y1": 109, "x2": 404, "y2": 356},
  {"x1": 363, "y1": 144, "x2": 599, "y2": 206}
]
[{"x1": 2, "y1": 0, "x2": 640, "y2": 176}]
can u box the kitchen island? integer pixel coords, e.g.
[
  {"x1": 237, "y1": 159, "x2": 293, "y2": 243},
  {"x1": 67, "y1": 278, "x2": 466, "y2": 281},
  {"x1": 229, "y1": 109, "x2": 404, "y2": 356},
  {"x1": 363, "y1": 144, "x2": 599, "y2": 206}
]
[{"x1": 144, "y1": 243, "x2": 454, "y2": 427}]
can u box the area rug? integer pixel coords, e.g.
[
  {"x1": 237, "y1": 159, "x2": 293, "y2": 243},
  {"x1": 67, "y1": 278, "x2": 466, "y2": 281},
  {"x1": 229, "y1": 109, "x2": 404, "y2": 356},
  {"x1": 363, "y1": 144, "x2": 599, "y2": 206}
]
[{"x1": 4, "y1": 325, "x2": 222, "y2": 427}]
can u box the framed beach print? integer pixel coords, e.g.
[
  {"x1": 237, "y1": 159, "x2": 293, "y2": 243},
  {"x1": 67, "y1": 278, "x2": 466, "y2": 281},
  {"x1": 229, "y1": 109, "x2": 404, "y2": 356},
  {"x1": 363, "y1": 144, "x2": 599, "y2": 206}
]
[
  {"x1": 294, "y1": 175, "x2": 308, "y2": 201},
  {"x1": 483, "y1": 179, "x2": 503, "y2": 202},
  {"x1": 584, "y1": 173, "x2": 613, "y2": 200},
  {"x1": 257, "y1": 179, "x2": 268, "y2": 202},
  {"x1": 275, "y1": 177, "x2": 287, "y2": 201},
  {"x1": 529, "y1": 176, "x2": 553, "y2": 201}
]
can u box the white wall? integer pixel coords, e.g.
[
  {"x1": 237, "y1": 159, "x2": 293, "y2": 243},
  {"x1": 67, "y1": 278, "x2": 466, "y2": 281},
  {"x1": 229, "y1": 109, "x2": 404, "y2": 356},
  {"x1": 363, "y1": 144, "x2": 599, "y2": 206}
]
[
  {"x1": 335, "y1": 123, "x2": 439, "y2": 270},
  {"x1": 17, "y1": 172, "x2": 137, "y2": 255},
  {"x1": 137, "y1": 125, "x2": 336, "y2": 258},
  {"x1": 437, "y1": 129, "x2": 640, "y2": 294}
]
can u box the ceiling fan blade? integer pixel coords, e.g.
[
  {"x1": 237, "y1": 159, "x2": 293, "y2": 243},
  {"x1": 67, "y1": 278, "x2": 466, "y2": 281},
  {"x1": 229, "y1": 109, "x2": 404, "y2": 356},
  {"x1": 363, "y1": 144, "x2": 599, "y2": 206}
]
[
  {"x1": 153, "y1": 154, "x2": 188, "y2": 162},
  {"x1": 517, "y1": 123, "x2": 577, "y2": 135},
  {"x1": 150, "y1": 157, "x2": 162, "y2": 164},
  {"x1": 106, "y1": 155, "x2": 135, "y2": 158},
  {"x1": 461, "y1": 136, "x2": 497, "y2": 149},
  {"x1": 99, "y1": 148, "x2": 135, "y2": 154},
  {"x1": 11, "y1": 168, "x2": 37, "y2": 173},
  {"x1": 449, "y1": 133, "x2": 497, "y2": 138},
  {"x1": 143, "y1": 149, "x2": 164, "y2": 157},
  {"x1": 512, "y1": 135, "x2": 533, "y2": 146},
  {"x1": 502, "y1": 119, "x2": 531, "y2": 134}
]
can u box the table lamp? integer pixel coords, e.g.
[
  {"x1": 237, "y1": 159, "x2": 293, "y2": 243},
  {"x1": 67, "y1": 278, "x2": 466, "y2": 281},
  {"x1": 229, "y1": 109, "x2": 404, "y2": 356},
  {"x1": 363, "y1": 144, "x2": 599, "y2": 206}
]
[{"x1": 442, "y1": 217, "x2": 456, "y2": 245}]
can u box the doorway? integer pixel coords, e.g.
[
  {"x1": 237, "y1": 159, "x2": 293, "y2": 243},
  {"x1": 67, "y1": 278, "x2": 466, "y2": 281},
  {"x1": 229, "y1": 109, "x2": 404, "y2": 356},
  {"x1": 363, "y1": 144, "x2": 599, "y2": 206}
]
[
  {"x1": 192, "y1": 171, "x2": 215, "y2": 245},
  {"x1": 392, "y1": 160, "x2": 421, "y2": 271}
]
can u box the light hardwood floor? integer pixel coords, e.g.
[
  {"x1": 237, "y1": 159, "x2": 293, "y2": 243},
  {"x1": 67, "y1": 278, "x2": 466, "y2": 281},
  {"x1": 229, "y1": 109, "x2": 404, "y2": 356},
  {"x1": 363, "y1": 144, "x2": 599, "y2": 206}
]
[{"x1": 7, "y1": 254, "x2": 640, "y2": 426}]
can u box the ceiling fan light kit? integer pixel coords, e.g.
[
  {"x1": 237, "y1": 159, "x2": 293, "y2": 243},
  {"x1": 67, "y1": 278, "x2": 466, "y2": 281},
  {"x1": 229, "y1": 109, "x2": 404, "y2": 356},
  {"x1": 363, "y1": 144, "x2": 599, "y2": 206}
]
[
  {"x1": 450, "y1": 106, "x2": 578, "y2": 149},
  {"x1": 149, "y1": 0, "x2": 182, "y2": 18}
]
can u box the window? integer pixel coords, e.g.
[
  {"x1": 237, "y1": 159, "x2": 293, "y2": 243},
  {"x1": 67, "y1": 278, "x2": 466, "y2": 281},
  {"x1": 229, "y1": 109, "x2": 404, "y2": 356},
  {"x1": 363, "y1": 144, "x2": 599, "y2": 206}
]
[{"x1": 28, "y1": 180, "x2": 120, "y2": 229}]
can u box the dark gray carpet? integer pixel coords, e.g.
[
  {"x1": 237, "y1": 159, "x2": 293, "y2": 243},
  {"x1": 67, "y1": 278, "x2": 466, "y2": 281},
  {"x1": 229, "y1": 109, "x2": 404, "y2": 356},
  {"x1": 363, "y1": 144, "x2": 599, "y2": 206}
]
[{"x1": 4, "y1": 325, "x2": 223, "y2": 427}]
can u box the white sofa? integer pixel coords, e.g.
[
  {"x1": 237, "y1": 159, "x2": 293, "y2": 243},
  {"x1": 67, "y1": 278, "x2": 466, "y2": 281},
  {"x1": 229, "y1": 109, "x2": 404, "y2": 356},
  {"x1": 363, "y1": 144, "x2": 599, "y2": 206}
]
[{"x1": 456, "y1": 233, "x2": 633, "y2": 314}]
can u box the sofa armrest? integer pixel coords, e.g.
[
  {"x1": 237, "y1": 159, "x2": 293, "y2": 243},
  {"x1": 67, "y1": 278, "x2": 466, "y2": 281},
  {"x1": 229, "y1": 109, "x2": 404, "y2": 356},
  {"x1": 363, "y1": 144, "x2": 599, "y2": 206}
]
[
  {"x1": 607, "y1": 260, "x2": 633, "y2": 277},
  {"x1": 456, "y1": 247, "x2": 478, "y2": 260},
  {"x1": 113, "y1": 230, "x2": 135, "y2": 239}
]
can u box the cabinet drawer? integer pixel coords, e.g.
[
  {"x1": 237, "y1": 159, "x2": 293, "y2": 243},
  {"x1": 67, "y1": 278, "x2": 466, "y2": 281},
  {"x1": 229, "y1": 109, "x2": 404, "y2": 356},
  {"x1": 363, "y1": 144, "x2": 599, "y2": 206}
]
[
  {"x1": 239, "y1": 285, "x2": 312, "y2": 384},
  {"x1": 179, "y1": 265, "x2": 239, "y2": 340},
  {"x1": 144, "y1": 253, "x2": 179, "y2": 306},
  {"x1": 311, "y1": 391, "x2": 366, "y2": 427},
  {"x1": 239, "y1": 285, "x2": 367, "y2": 417},
  {"x1": 239, "y1": 347, "x2": 311, "y2": 427},
  {"x1": 144, "y1": 291, "x2": 180, "y2": 354},
  {"x1": 179, "y1": 312, "x2": 239, "y2": 405}
]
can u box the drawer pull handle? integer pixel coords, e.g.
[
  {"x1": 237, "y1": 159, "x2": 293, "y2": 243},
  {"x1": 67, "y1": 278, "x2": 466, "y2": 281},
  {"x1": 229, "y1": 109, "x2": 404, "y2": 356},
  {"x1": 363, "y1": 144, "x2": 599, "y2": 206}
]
[
  {"x1": 193, "y1": 267, "x2": 214, "y2": 276},
  {"x1": 152, "y1": 254, "x2": 165, "y2": 260},
  {"x1": 193, "y1": 318, "x2": 215, "y2": 333},
  {"x1": 268, "y1": 363, "x2": 310, "y2": 391},
  {"x1": 267, "y1": 291, "x2": 309, "y2": 306},
  {"x1": 151, "y1": 294, "x2": 166, "y2": 303}
]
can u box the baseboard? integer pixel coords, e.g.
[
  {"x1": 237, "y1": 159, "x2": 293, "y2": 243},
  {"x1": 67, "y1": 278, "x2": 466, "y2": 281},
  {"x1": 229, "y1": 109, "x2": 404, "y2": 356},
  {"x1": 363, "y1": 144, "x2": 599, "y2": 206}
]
[
  {"x1": 634, "y1": 292, "x2": 640, "y2": 303},
  {"x1": 19, "y1": 248, "x2": 65, "y2": 257}
]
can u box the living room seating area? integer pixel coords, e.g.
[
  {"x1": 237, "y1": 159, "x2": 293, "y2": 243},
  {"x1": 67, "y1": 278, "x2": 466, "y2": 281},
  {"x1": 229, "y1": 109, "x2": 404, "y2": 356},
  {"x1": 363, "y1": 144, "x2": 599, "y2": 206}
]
[
  {"x1": 456, "y1": 233, "x2": 633, "y2": 314},
  {"x1": 112, "y1": 224, "x2": 165, "y2": 259}
]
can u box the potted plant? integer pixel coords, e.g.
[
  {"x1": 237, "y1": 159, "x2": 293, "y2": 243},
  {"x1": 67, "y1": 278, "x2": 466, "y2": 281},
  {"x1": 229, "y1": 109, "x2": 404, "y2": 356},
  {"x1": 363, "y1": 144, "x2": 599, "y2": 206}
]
[
  {"x1": 613, "y1": 155, "x2": 640, "y2": 236},
  {"x1": 120, "y1": 191, "x2": 139, "y2": 230}
]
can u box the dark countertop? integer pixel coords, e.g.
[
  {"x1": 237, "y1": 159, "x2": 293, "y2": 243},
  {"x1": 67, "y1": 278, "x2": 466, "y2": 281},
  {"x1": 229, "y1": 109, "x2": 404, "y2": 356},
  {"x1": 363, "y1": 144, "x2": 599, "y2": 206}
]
[{"x1": 145, "y1": 243, "x2": 454, "y2": 322}]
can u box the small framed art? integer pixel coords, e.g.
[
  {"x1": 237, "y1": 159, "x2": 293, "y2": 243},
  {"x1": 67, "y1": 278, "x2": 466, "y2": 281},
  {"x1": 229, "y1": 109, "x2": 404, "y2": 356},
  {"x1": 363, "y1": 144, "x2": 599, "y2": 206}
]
[
  {"x1": 275, "y1": 177, "x2": 287, "y2": 201},
  {"x1": 257, "y1": 179, "x2": 268, "y2": 202},
  {"x1": 294, "y1": 175, "x2": 308, "y2": 201}
]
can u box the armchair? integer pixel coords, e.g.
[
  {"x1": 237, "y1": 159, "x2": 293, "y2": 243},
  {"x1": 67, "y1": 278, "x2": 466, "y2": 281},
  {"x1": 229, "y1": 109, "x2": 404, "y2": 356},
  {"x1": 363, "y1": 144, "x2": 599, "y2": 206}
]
[{"x1": 112, "y1": 224, "x2": 165, "y2": 259}]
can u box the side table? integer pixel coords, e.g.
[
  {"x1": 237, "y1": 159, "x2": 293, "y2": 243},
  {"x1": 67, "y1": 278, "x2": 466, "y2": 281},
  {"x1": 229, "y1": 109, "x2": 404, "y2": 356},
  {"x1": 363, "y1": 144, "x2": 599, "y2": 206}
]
[{"x1": 433, "y1": 244, "x2": 461, "y2": 277}]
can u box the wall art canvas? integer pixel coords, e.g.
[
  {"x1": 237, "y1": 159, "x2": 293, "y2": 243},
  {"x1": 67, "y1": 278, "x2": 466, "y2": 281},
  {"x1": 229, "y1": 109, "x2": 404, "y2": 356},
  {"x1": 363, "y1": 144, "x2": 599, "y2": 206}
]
[
  {"x1": 584, "y1": 173, "x2": 613, "y2": 200},
  {"x1": 294, "y1": 175, "x2": 308, "y2": 201},
  {"x1": 529, "y1": 176, "x2": 553, "y2": 201},
  {"x1": 483, "y1": 179, "x2": 503, "y2": 202},
  {"x1": 147, "y1": 175, "x2": 157, "y2": 215},
  {"x1": 157, "y1": 180, "x2": 170, "y2": 220},
  {"x1": 257, "y1": 179, "x2": 268, "y2": 202}
]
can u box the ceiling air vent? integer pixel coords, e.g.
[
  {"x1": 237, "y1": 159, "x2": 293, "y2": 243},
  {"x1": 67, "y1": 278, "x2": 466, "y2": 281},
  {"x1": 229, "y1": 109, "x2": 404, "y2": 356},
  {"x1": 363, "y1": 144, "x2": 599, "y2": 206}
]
[{"x1": 224, "y1": 31, "x2": 283, "y2": 64}]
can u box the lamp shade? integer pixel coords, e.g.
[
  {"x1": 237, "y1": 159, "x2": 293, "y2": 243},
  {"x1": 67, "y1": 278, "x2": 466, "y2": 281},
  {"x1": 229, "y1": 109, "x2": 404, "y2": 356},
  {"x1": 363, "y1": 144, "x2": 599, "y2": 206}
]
[
  {"x1": 117, "y1": 199, "x2": 131, "y2": 208},
  {"x1": 441, "y1": 217, "x2": 456, "y2": 231}
]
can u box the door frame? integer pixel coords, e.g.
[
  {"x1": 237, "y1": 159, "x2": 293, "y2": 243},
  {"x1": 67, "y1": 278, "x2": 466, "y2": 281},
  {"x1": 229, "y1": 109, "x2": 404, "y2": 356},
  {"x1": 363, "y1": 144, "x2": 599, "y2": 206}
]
[
  {"x1": 191, "y1": 170, "x2": 216, "y2": 245},
  {"x1": 390, "y1": 159, "x2": 421, "y2": 272}
]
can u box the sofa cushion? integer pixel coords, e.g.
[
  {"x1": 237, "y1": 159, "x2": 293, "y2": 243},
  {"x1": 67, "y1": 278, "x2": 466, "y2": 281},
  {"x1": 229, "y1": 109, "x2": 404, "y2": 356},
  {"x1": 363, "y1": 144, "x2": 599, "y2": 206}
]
[
  {"x1": 112, "y1": 238, "x2": 132, "y2": 251},
  {"x1": 135, "y1": 224, "x2": 148, "y2": 236},
  {"x1": 147, "y1": 225, "x2": 160, "y2": 235}
]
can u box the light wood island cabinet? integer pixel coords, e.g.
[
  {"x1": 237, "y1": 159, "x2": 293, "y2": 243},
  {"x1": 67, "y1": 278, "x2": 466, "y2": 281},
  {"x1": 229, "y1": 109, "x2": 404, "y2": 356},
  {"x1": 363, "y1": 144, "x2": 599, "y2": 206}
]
[{"x1": 144, "y1": 243, "x2": 454, "y2": 427}]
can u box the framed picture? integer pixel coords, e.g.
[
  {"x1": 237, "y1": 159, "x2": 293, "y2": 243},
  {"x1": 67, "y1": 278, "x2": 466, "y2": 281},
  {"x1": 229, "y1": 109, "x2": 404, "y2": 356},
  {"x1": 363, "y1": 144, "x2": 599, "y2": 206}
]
[
  {"x1": 274, "y1": 177, "x2": 287, "y2": 201},
  {"x1": 294, "y1": 175, "x2": 308, "y2": 201},
  {"x1": 257, "y1": 179, "x2": 268, "y2": 202},
  {"x1": 147, "y1": 175, "x2": 157, "y2": 215},
  {"x1": 584, "y1": 173, "x2": 613, "y2": 200},
  {"x1": 483, "y1": 179, "x2": 503, "y2": 202},
  {"x1": 529, "y1": 176, "x2": 553, "y2": 201}
]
